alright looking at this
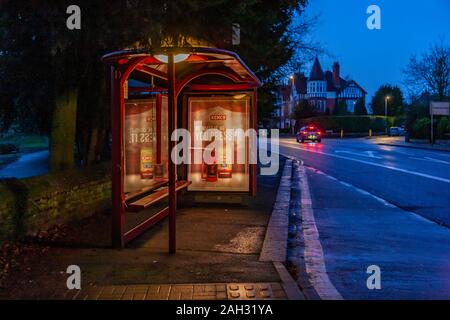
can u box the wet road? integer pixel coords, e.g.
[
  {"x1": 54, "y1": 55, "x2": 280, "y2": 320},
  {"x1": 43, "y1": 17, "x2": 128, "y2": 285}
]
[
  {"x1": 279, "y1": 137, "x2": 450, "y2": 299},
  {"x1": 280, "y1": 137, "x2": 450, "y2": 226},
  {"x1": 0, "y1": 150, "x2": 49, "y2": 179}
]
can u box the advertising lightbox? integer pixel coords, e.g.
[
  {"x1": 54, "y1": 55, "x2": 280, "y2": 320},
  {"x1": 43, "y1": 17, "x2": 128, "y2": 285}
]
[
  {"x1": 124, "y1": 98, "x2": 168, "y2": 193},
  {"x1": 188, "y1": 96, "x2": 251, "y2": 192}
]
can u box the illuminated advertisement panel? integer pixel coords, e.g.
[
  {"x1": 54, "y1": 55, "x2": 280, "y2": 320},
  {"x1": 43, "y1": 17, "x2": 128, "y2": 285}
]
[
  {"x1": 188, "y1": 96, "x2": 250, "y2": 192},
  {"x1": 124, "y1": 98, "x2": 168, "y2": 193}
]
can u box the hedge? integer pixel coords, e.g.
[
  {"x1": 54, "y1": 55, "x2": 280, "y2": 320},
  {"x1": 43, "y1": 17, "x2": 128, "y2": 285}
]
[
  {"x1": 296, "y1": 116, "x2": 395, "y2": 133},
  {"x1": 411, "y1": 116, "x2": 450, "y2": 139}
]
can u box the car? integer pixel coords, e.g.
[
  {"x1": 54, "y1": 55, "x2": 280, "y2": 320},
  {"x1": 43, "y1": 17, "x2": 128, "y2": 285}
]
[
  {"x1": 0, "y1": 143, "x2": 19, "y2": 155},
  {"x1": 296, "y1": 125, "x2": 322, "y2": 143},
  {"x1": 389, "y1": 127, "x2": 404, "y2": 136}
]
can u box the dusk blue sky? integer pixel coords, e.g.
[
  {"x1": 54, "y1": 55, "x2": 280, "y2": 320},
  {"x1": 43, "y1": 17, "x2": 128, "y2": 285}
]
[{"x1": 303, "y1": 0, "x2": 450, "y2": 102}]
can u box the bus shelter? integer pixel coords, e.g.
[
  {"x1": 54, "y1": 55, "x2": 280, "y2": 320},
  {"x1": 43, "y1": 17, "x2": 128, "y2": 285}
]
[{"x1": 102, "y1": 47, "x2": 260, "y2": 252}]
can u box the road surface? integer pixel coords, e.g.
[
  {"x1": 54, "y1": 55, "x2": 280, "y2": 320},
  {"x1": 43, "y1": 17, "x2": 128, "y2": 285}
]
[
  {"x1": 0, "y1": 150, "x2": 49, "y2": 179},
  {"x1": 279, "y1": 137, "x2": 450, "y2": 299}
]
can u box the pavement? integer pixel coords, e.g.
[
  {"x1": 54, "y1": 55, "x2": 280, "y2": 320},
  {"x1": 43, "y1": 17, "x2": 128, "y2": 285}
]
[
  {"x1": 0, "y1": 158, "x2": 302, "y2": 300},
  {"x1": 373, "y1": 136, "x2": 450, "y2": 152},
  {"x1": 279, "y1": 136, "x2": 450, "y2": 299}
]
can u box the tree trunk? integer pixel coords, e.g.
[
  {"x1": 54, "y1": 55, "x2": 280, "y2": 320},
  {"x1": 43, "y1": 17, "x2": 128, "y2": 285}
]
[
  {"x1": 86, "y1": 127, "x2": 107, "y2": 166},
  {"x1": 95, "y1": 128, "x2": 106, "y2": 162},
  {"x1": 50, "y1": 89, "x2": 78, "y2": 172},
  {"x1": 86, "y1": 126, "x2": 98, "y2": 165}
]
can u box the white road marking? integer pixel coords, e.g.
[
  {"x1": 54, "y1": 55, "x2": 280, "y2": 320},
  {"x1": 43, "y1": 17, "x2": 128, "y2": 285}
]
[
  {"x1": 409, "y1": 157, "x2": 425, "y2": 161},
  {"x1": 281, "y1": 142, "x2": 450, "y2": 184},
  {"x1": 356, "y1": 189, "x2": 372, "y2": 196},
  {"x1": 377, "y1": 146, "x2": 415, "y2": 156},
  {"x1": 409, "y1": 157, "x2": 450, "y2": 165},
  {"x1": 438, "y1": 153, "x2": 450, "y2": 157},
  {"x1": 335, "y1": 150, "x2": 382, "y2": 159},
  {"x1": 355, "y1": 189, "x2": 372, "y2": 197},
  {"x1": 425, "y1": 157, "x2": 450, "y2": 165},
  {"x1": 371, "y1": 195, "x2": 397, "y2": 208},
  {"x1": 366, "y1": 151, "x2": 379, "y2": 158},
  {"x1": 339, "y1": 181, "x2": 352, "y2": 188},
  {"x1": 297, "y1": 163, "x2": 343, "y2": 300},
  {"x1": 305, "y1": 166, "x2": 397, "y2": 209},
  {"x1": 408, "y1": 212, "x2": 435, "y2": 224}
]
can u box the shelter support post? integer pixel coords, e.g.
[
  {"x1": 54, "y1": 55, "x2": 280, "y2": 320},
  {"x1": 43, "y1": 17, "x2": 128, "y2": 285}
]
[
  {"x1": 252, "y1": 88, "x2": 257, "y2": 197},
  {"x1": 156, "y1": 94, "x2": 162, "y2": 163},
  {"x1": 111, "y1": 66, "x2": 125, "y2": 247},
  {"x1": 168, "y1": 53, "x2": 177, "y2": 254}
]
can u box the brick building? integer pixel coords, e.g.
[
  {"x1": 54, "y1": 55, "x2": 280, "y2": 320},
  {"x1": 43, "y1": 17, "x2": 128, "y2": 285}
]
[{"x1": 293, "y1": 57, "x2": 367, "y2": 114}]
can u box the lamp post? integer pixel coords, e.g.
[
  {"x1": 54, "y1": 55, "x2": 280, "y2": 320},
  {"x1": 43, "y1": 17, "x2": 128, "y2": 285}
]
[
  {"x1": 289, "y1": 75, "x2": 295, "y2": 132},
  {"x1": 154, "y1": 51, "x2": 190, "y2": 254},
  {"x1": 385, "y1": 96, "x2": 390, "y2": 134}
]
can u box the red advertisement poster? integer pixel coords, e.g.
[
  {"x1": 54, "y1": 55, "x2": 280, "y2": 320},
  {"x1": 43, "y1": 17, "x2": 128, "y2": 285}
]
[
  {"x1": 188, "y1": 96, "x2": 250, "y2": 192},
  {"x1": 124, "y1": 99, "x2": 157, "y2": 193}
]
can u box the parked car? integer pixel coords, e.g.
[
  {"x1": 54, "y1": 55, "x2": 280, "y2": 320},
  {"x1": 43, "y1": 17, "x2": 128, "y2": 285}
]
[
  {"x1": 389, "y1": 127, "x2": 404, "y2": 136},
  {"x1": 0, "y1": 143, "x2": 20, "y2": 155},
  {"x1": 296, "y1": 125, "x2": 322, "y2": 143}
]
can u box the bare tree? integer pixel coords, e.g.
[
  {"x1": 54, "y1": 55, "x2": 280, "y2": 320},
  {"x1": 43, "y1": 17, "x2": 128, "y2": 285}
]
[
  {"x1": 403, "y1": 40, "x2": 450, "y2": 101},
  {"x1": 273, "y1": 10, "x2": 323, "y2": 82}
]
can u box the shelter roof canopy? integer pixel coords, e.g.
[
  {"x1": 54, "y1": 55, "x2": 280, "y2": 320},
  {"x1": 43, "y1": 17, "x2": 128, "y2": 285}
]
[{"x1": 102, "y1": 47, "x2": 261, "y2": 88}]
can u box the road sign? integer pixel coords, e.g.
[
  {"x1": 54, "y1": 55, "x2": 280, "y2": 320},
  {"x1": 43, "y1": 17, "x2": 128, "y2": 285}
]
[{"x1": 430, "y1": 101, "x2": 450, "y2": 116}]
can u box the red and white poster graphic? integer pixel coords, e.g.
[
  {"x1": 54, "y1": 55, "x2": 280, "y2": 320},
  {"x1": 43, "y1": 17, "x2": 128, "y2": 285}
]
[
  {"x1": 188, "y1": 96, "x2": 250, "y2": 192},
  {"x1": 124, "y1": 99, "x2": 157, "y2": 193}
]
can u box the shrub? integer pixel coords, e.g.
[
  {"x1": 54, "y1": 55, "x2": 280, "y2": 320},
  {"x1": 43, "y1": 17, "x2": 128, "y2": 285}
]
[
  {"x1": 437, "y1": 117, "x2": 450, "y2": 139},
  {"x1": 296, "y1": 116, "x2": 391, "y2": 133},
  {"x1": 370, "y1": 117, "x2": 387, "y2": 132},
  {"x1": 412, "y1": 117, "x2": 431, "y2": 139},
  {"x1": 333, "y1": 101, "x2": 349, "y2": 116},
  {"x1": 393, "y1": 115, "x2": 406, "y2": 127}
]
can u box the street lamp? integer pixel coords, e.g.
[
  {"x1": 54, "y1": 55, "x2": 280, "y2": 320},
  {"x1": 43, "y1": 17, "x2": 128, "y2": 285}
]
[
  {"x1": 288, "y1": 75, "x2": 295, "y2": 132},
  {"x1": 385, "y1": 96, "x2": 390, "y2": 134},
  {"x1": 154, "y1": 53, "x2": 190, "y2": 64},
  {"x1": 385, "y1": 96, "x2": 390, "y2": 117}
]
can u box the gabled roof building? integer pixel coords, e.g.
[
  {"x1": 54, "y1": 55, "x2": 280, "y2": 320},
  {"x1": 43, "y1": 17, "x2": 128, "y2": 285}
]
[{"x1": 290, "y1": 57, "x2": 367, "y2": 114}]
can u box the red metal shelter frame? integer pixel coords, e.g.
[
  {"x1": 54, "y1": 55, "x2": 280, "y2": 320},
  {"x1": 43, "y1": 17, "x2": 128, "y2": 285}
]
[{"x1": 102, "y1": 47, "x2": 261, "y2": 251}]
